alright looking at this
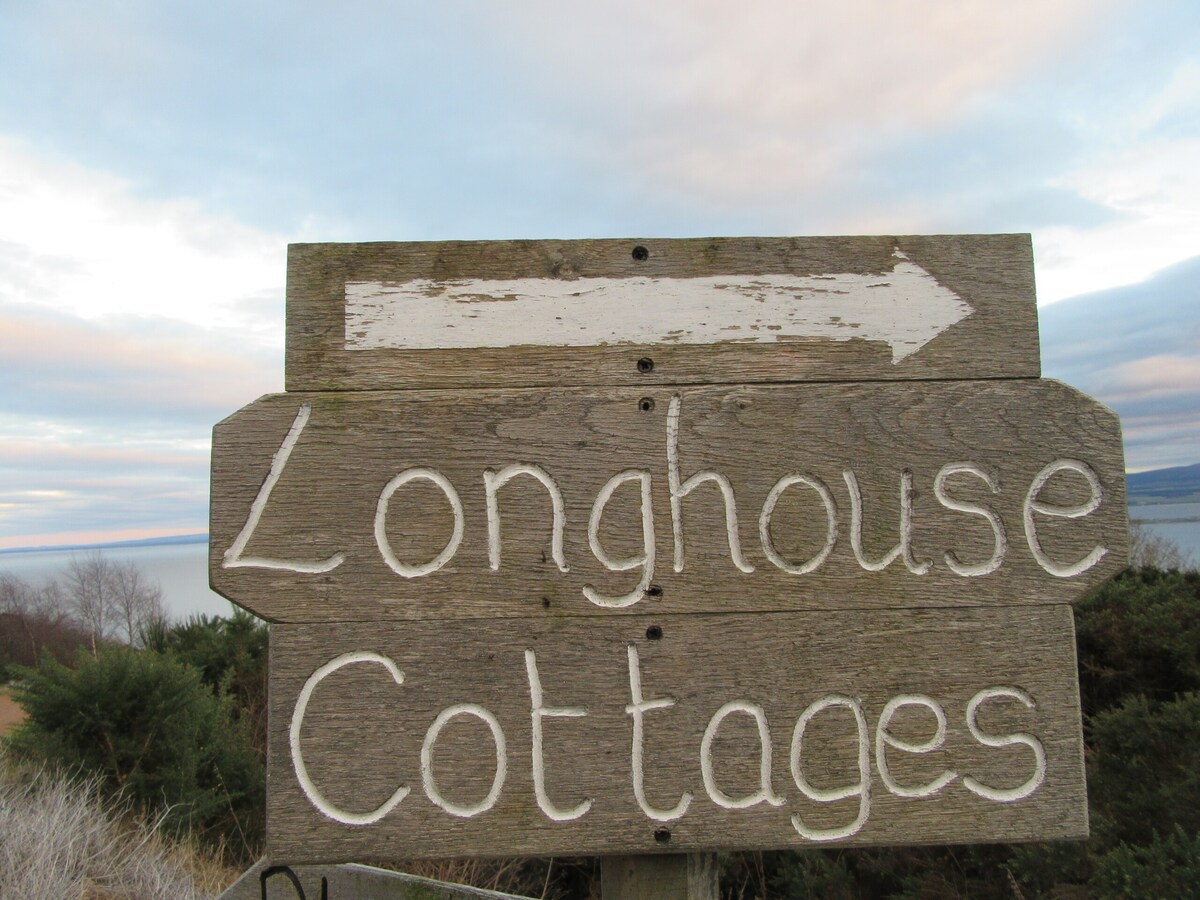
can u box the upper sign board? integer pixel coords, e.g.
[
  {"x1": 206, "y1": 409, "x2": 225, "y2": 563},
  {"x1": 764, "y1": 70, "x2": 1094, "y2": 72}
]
[{"x1": 285, "y1": 235, "x2": 1040, "y2": 391}]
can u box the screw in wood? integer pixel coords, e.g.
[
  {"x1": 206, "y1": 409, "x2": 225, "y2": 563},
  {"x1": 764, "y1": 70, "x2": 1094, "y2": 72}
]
[
  {"x1": 646, "y1": 585, "x2": 663, "y2": 598},
  {"x1": 654, "y1": 827, "x2": 671, "y2": 843},
  {"x1": 646, "y1": 625, "x2": 663, "y2": 640},
  {"x1": 637, "y1": 357, "x2": 654, "y2": 374},
  {"x1": 632, "y1": 245, "x2": 649, "y2": 261},
  {"x1": 639, "y1": 397, "x2": 656, "y2": 412}
]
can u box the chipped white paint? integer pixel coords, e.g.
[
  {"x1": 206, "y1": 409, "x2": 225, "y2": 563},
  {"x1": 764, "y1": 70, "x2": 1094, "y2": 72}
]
[
  {"x1": 935, "y1": 463, "x2": 1007, "y2": 577},
  {"x1": 584, "y1": 470, "x2": 656, "y2": 608},
  {"x1": 279, "y1": 632, "x2": 1068, "y2": 838},
  {"x1": 759, "y1": 474, "x2": 838, "y2": 575},
  {"x1": 486, "y1": 464, "x2": 570, "y2": 573},
  {"x1": 224, "y1": 402, "x2": 1112, "y2": 598},
  {"x1": 344, "y1": 252, "x2": 973, "y2": 364},
  {"x1": 700, "y1": 701, "x2": 785, "y2": 810},
  {"x1": 375, "y1": 468, "x2": 464, "y2": 578},
  {"x1": 844, "y1": 469, "x2": 931, "y2": 575},
  {"x1": 668, "y1": 395, "x2": 755, "y2": 574},
  {"x1": 1023, "y1": 459, "x2": 1108, "y2": 577}
]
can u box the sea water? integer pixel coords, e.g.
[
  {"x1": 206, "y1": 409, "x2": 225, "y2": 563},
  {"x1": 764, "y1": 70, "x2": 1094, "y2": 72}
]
[
  {"x1": 1129, "y1": 501, "x2": 1200, "y2": 565},
  {"x1": 0, "y1": 542, "x2": 235, "y2": 622}
]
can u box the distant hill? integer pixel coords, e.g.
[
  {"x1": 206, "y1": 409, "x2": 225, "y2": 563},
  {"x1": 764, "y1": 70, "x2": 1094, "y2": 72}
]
[
  {"x1": 0, "y1": 532, "x2": 207, "y2": 556},
  {"x1": 1127, "y1": 463, "x2": 1200, "y2": 505}
]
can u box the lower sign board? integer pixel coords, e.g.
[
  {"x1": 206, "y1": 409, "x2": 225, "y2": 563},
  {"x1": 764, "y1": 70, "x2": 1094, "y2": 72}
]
[
  {"x1": 268, "y1": 604, "x2": 1085, "y2": 860},
  {"x1": 212, "y1": 379, "x2": 1125, "y2": 622}
]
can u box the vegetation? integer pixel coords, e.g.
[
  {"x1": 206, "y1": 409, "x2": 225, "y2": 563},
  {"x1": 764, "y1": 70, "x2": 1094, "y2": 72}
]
[
  {"x1": 1, "y1": 572, "x2": 91, "y2": 680},
  {"x1": 0, "y1": 756, "x2": 237, "y2": 898},
  {"x1": 142, "y1": 609, "x2": 270, "y2": 758},
  {"x1": 1, "y1": 551, "x2": 165, "y2": 681},
  {"x1": 1128, "y1": 520, "x2": 1195, "y2": 571},
  {"x1": 5, "y1": 644, "x2": 265, "y2": 858}
]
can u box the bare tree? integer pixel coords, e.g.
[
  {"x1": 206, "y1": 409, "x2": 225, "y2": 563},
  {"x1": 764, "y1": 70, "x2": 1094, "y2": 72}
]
[
  {"x1": 1, "y1": 572, "x2": 38, "y2": 662},
  {"x1": 64, "y1": 551, "x2": 116, "y2": 653},
  {"x1": 61, "y1": 553, "x2": 171, "y2": 650},
  {"x1": 109, "y1": 560, "x2": 166, "y2": 647},
  {"x1": 1129, "y1": 521, "x2": 1195, "y2": 570},
  {"x1": 1, "y1": 571, "x2": 80, "y2": 667}
]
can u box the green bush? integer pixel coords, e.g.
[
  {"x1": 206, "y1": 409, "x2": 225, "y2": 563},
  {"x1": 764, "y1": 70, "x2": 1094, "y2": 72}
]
[
  {"x1": 1093, "y1": 826, "x2": 1200, "y2": 898},
  {"x1": 1087, "y1": 692, "x2": 1200, "y2": 846},
  {"x1": 1075, "y1": 568, "x2": 1200, "y2": 718},
  {"x1": 144, "y1": 609, "x2": 269, "y2": 756},
  {"x1": 4, "y1": 645, "x2": 264, "y2": 860}
]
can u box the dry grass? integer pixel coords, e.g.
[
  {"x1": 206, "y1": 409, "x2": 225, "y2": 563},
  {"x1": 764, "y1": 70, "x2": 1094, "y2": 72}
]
[{"x1": 0, "y1": 758, "x2": 240, "y2": 898}]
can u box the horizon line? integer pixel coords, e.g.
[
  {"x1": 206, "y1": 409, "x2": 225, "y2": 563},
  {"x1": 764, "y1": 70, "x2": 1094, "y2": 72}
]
[{"x1": 0, "y1": 532, "x2": 209, "y2": 556}]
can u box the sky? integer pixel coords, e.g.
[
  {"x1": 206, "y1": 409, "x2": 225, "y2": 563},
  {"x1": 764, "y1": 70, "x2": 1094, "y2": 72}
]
[{"x1": 1, "y1": 0, "x2": 1198, "y2": 550}]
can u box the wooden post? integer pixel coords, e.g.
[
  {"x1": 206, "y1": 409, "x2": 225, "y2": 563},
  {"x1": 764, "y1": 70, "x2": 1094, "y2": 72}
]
[{"x1": 601, "y1": 853, "x2": 717, "y2": 900}]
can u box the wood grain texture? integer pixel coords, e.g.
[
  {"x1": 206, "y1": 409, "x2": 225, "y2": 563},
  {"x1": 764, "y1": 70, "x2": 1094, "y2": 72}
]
[
  {"x1": 210, "y1": 380, "x2": 1126, "y2": 623},
  {"x1": 601, "y1": 854, "x2": 717, "y2": 900},
  {"x1": 266, "y1": 606, "x2": 1086, "y2": 861},
  {"x1": 285, "y1": 235, "x2": 1040, "y2": 391}
]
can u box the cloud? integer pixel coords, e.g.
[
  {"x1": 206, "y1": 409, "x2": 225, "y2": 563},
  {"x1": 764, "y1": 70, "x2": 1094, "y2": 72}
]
[
  {"x1": 0, "y1": 136, "x2": 287, "y2": 547},
  {"x1": 0, "y1": 301, "x2": 280, "y2": 423},
  {"x1": 1036, "y1": 135, "x2": 1200, "y2": 301},
  {"x1": 1040, "y1": 255, "x2": 1200, "y2": 471},
  {"x1": 473, "y1": 0, "x2": 1109, "y2": 201},
  {"x1": 1100, "y1": 356, "x2": 1200, "y2": 404},
  {"x1": 3, "y1": 1, "x2": 1193, "y2": 308},
  {"x1": 0, "y1": 431, "x2": 210, "y2": 548},
  {"x1": 0, "y1": 137, "x2": 287, "y2": 339},
  {"x1": 0, "y1": 1, "x2": 1131, "y2": 240}
]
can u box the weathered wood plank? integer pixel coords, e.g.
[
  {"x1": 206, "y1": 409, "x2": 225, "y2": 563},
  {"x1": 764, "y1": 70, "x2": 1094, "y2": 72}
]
[
  {"x1": 210, "y1": 380, "x2": 1126, "y2": 623},
  {"x1": 601, "y1": 854, "x2": 717, "y2": 900},
  {"x1": 285, "y1": 235, "x2": 1040, "y2": 391},
  {"x1": 266, "y1": 606, "x2": 1086, "y2": 861}
]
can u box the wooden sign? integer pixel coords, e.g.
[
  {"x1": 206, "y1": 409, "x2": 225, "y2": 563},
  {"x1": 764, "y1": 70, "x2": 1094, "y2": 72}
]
[
  {"x1": 285, "y1": 235, "x2": 1040, "y2": 391},
  {"x1": 211, "y1": 380, "x2": 1125, "y2": 623},
  {"x1": 267, "y1": 606, "x2": 1085, "y2": 860},
  {"x1": 208, "y1": 235, "x2": 1125, "y2": 868}
]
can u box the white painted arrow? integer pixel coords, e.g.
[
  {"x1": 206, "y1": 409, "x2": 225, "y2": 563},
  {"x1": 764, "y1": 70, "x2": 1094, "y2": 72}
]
[{"x1": 344, "y1": 250, "x2": 973, "y2": 364}]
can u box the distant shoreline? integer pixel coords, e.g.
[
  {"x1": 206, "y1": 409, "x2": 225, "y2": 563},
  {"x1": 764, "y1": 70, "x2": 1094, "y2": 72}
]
[
  {"x1": 2, "y1": 494, "x2": 1198, "y2": 556},
  {"x1": 0, "y1": 533, "x2": 208, "y2": 556},
  {"x1": 2, "y1": 487, "x2": 1200, "y2": 556}
]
